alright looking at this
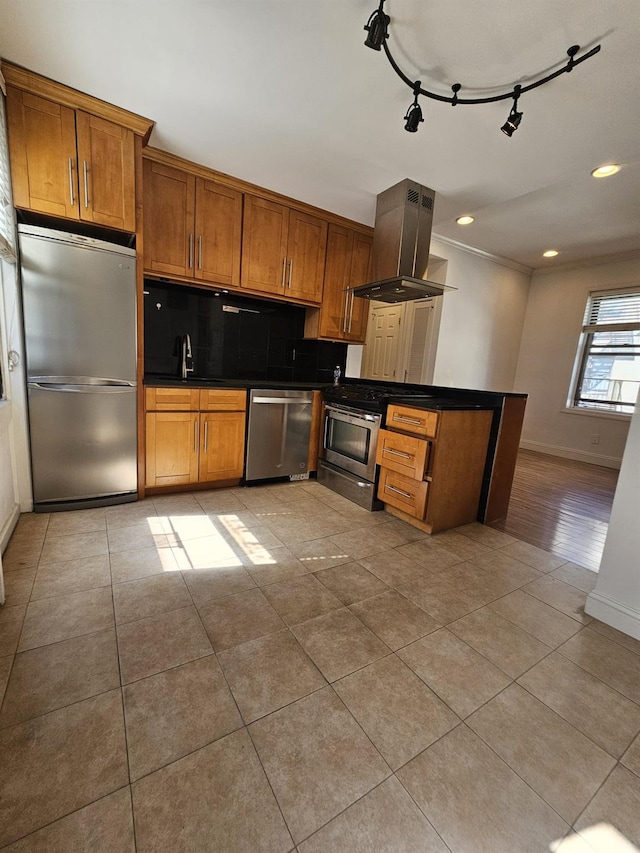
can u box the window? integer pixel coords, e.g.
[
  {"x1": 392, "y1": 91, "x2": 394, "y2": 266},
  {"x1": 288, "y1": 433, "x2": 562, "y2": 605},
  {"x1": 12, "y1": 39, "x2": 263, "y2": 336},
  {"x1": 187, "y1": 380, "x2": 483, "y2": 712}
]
[{"x1": 573, "y1": 288, "x2": 640, "y2": 414}]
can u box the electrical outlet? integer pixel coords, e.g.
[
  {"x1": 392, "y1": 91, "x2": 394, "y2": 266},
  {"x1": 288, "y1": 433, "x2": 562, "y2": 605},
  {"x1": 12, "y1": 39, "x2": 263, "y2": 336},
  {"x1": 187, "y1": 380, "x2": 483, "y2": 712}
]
[{"x1": 590, "y1": 433, "x2": 600, "y2": 445}]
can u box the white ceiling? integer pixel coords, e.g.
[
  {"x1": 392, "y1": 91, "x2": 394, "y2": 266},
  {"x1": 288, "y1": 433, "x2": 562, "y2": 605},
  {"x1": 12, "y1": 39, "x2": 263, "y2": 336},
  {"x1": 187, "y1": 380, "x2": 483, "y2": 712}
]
[{"x1": 1, "y1": 0, "x2": 639, "y2": 270}]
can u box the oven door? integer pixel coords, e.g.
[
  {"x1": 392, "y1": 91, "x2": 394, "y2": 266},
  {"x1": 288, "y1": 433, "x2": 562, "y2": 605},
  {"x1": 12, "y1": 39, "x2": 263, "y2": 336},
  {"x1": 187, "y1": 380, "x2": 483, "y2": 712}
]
[{"x1": 323, "y1": 404, "x2": 381, "y2": 482}]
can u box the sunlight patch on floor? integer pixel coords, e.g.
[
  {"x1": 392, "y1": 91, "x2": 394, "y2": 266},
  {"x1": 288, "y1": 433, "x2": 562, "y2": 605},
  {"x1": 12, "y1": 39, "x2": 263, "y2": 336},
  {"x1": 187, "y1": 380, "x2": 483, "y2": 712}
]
[
  {"x1": 146, "y1": 512, "x2": 278, "y2": 570},
  {"x1": 219, "y1": 514, "x2": 275, "y2": 566},
  {"x1": 551, "y1": 824, "x2": 639, "y2": 852}
]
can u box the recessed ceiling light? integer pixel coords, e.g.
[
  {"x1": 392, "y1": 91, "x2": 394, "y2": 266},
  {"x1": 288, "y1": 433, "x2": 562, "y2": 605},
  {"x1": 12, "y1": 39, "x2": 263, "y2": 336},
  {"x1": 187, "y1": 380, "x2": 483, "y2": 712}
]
[
  {"x1": 591, "y1": 164, "x2": 621, "y2": 178},
  {"x1": 543, "y1": 250, "x2": 559, "y2": 258},
  {"x1": 456, "y1": 215, "x2": 474, "y2": 225}
]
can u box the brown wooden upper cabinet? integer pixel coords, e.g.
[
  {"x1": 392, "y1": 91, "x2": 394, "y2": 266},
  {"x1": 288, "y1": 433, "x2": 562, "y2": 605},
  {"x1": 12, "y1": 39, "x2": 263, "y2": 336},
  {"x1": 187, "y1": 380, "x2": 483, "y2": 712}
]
[
  {"x1": 6, "y1": 87, "x2": 136, "y2": 232},
  {"x1": 304, "y1": 223, "x2": 372, "y2": 343},
  {"x1": 143, "y1": 159, "x2": 242, "y2": 287},
  {"x1": 241, "y1": 194, "x2": 327, "y2": 304}
]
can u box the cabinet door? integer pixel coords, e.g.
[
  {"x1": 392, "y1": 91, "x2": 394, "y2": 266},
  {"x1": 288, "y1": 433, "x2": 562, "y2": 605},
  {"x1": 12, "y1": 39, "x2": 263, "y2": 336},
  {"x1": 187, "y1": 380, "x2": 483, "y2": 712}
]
[
  {"x1": 143, "y1": 159, "x2": 196, "y2": 278},
  {"x1": 346, "y1": 232, "x2": 372, "y2": 342},
  {"x1": 6, "y1": 87, "x2": 78, "y2": 219},
  {"x1": 199, "y1": 412, "x2": 246, "y2": 481},
  {"x1": 145, "y1": 412, "x2": 200, "y2": 487},
  {"x1": 286, "y1": 210, "x2": 327, "y2": 304},
  {"x1": 75, "y1": 111, "x2": 136, "y2": 231},
  {"x1": 318, "y1": 224, "x2": 352, "y2": 339},
  {"x1": 240, "y1": 195, "x2": 288, "y2": 295},
  {"x1": 194, "y1": 178, "x2": 243, "y2": 287}
]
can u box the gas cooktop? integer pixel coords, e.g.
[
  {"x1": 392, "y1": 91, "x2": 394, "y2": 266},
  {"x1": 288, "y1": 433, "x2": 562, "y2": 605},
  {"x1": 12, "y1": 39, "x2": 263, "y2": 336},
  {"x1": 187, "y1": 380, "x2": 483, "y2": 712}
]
[{"x1": 322, "y1": 383, "x2": 435, "y2": 412}]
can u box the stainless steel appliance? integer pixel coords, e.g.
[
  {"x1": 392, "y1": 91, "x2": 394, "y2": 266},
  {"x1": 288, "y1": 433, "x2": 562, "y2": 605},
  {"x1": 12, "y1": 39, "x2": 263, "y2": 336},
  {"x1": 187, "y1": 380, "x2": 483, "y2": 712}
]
[
  {"x1": 318, "y1": 402, "x2": 383, "y2": 511},
  {"x1": 19, "y1": 224, "x2": 138, "y2": 511},
  {"x1": 318, "y1": 382, "x2": 443, "y2": 510},
  {"x1": 351, "y1": 179, "x2": 455, "y2": 303},
  {"x1": 322, "y1": 404, "x2": 381, "y2": 483},
  {"x1": 245, "y1": 389, "x2": 314, "y2": 481}
]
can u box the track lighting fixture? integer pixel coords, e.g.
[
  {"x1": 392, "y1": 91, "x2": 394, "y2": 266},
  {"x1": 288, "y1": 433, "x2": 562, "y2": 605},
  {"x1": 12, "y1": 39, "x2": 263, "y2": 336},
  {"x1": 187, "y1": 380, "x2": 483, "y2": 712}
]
[
  {"x1": 363, "y1": 4, "x2": 389, "y2": 51},
  {"x1": 404, "y1": 83, "x2": 424, "y2": 133},
  {"x1": 363, "y1": 0, "x2": 601, "y2": 137},
  {"x1": 501, "y1": 86, "x2": 523, "y2": 137}
]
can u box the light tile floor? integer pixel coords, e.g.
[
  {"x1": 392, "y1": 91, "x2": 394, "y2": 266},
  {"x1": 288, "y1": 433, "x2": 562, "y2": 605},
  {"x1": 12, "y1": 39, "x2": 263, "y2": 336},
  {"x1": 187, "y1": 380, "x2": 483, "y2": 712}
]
[{"x1": 1, "y1": 479, "x2": 640, "y2": 851}]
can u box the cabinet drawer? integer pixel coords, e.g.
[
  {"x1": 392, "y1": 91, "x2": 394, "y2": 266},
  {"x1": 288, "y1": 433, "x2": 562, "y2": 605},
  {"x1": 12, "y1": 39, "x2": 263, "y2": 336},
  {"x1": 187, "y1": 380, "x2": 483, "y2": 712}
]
[
  {"x1": 199, "y1": 389, "x2": 247, "y2": 412},
  {"x1": 378, "y1": 468, "x2": 429, "y2": 519},
  {"x1": 145, "y1": 387, "x2": 200, "y2": 411},
  {"x1": 376, "y1": 429, "x2": 430, "y2": 479},
  {"x1": 386, "y1": 404, "x2": 438, "y2": 438}
]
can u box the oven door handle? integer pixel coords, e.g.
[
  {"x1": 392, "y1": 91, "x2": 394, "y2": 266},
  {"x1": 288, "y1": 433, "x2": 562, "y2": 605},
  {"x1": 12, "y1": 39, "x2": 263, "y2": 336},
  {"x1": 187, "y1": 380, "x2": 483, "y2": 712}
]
[{"x1": 324, "y1": 404, "x2": 380, "y2": 425}]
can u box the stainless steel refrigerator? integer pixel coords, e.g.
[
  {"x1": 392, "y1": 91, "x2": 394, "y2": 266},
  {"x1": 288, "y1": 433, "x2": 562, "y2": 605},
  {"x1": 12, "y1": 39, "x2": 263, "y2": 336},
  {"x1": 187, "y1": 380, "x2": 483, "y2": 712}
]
[{"x1": 19, "y1": 224, "x2": 138, "y2": 511}]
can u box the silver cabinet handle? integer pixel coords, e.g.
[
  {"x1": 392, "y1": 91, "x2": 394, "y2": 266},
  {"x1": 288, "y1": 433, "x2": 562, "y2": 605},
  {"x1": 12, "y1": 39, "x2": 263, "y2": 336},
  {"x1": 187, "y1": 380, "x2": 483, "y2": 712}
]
[
  {"x1": 384, "y1": 448, "x2": 412, "y2": 459},
  {"x1": 342, "y1": 289, "x2": 349, "y2": 333},
  {"x1": 204, "y1": 420, "x2": 208, "y2": 453},
  {"x1": 83, "y1": 160, "x2": 89, "y2": 208},
  {"x1": 281, "y1": 257, "x2": 287, "y2": 288},
  {"x1": 194, "y1": 419, "x2": 199, "y2": 453},
  {"x1": 189, "y1": 234, "x2": 194, "y2": 269},
  {"x1": 288, "y1": 259, "x2": 293, "y2": 289},
  {"x1": 198, "y1": 235, "x2": 203, "y2": 270},
  {"x1": 348, "y1": 288, "x2": 355, "y2": 332},
  {"x1": 68, "y1": 158, "x2": 75, "y2": 206},
  {"x1": 393, "y1": 414, "x2": 424, "y2": 426},
  {"x1": 386, "y1": 484, "x2": 414, "y2": 500}
]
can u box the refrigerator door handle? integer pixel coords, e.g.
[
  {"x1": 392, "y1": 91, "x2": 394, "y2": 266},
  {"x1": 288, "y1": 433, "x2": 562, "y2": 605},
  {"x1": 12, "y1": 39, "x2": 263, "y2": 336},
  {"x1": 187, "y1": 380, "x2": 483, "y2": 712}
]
[
  {"x1": 28, "y1": 376, "x2": 136, "y2": 387},
  {"x1": 28, "y1": 382, "x2": 135, "y2": 393}
]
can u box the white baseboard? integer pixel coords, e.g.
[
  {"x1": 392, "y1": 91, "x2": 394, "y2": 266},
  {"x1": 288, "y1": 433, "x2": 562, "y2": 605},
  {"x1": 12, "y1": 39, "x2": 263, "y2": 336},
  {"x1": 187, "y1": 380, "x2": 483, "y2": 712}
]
[
  {"x1": 585, "y1": 590, "x2": 640, "y2": 641},
  {"x1": 519, "y1": 440, "x2": 621, "y2": 470},
  {"x1": 0, "y1": 502, "x2": 21, "y2": 554}
]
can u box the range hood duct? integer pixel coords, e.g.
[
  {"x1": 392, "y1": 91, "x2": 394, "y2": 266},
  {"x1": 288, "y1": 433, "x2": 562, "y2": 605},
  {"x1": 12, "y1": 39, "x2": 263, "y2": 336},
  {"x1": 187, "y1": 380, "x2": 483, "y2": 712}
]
[{"x1": 352, "y1": 179, "x2": 455, "y2": 303}]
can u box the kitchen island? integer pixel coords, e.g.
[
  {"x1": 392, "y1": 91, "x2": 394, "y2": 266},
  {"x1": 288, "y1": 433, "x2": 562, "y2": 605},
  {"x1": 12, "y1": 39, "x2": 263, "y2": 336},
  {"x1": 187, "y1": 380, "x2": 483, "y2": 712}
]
[{"x1": 144, "y1": 376, "x2": 526, "y2": 536}]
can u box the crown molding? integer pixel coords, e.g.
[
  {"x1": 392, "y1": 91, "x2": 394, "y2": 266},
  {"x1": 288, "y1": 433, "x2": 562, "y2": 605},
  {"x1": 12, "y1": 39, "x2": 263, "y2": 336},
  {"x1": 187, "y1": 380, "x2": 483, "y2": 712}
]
[
  {"x1": 530, "y1": 248, "x2": 640, "y2": 277},
  {"x1": 431, "y1": 232, "x2": 533, "y2": 276}
]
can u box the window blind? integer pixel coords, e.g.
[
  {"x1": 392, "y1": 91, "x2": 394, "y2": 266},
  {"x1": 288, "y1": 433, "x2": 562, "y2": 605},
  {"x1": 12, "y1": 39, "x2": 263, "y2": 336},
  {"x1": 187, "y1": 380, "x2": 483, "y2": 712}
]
[{"x1": 583, "y1": 290, "x2": 640, "y2": 332}]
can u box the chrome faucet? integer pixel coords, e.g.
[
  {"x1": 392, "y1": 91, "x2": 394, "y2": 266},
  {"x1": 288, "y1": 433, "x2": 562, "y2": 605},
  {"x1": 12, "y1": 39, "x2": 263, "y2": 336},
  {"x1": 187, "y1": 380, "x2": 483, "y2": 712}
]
[{"x1": 181, "y1": 333, "x2": 194, "y2": 379}]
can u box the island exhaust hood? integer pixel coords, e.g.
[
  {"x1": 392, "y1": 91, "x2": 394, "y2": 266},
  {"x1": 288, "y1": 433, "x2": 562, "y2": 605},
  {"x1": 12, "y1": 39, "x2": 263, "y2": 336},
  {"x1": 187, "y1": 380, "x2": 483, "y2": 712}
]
[{"x1": 352, "y1": 179, "x2": 455, "y2": 303}]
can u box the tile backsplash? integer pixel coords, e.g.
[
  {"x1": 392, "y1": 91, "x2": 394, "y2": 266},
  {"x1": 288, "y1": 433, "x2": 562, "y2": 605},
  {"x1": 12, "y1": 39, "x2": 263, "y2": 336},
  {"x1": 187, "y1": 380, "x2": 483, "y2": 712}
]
[{"x1": 144, "y1": 279, "x2": 347, "y2": 383}]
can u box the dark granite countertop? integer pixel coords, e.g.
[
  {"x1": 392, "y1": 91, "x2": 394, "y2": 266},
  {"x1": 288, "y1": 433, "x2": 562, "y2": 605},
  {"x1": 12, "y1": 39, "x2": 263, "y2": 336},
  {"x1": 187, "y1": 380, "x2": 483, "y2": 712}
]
[
  {"x1": 144, "y1": 375, "x2": 324, "y2": 391},
  {"x1": 384, "y1": 395, "x2": 494, "y2": 411}
]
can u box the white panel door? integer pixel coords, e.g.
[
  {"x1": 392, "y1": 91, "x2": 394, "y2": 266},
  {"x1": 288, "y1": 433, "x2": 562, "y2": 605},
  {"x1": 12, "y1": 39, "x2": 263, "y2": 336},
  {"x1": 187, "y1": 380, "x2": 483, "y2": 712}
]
[{"x1": 362, "y1": 304, "x2": 404, "y2": 381}]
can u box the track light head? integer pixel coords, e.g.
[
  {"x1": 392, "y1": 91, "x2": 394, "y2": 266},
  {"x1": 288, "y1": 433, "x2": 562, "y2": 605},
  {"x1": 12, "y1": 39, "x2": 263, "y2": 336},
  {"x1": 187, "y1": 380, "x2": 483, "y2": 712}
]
[
  {"x1": 364, "y1": 6, "x2": 390, "y2": 51},
  {"x1": 404, "y1": 84, "x2": 424, "y2": 132},
  {"x1": 501, "y1": 85, "x2": 523, "y2": 136},
  {"x1": 501, "y1": 109, "x2": 523, "y2": 136},
  {"x1": 404, "y1": 102, "x2": 423, "y2": 132}
]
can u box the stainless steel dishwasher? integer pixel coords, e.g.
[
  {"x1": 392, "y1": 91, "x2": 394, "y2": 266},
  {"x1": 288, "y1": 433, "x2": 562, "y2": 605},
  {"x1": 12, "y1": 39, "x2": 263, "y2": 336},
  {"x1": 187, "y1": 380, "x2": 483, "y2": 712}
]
[{"x1": 245, "y1": 389, "x2": 314, "y2": 481}]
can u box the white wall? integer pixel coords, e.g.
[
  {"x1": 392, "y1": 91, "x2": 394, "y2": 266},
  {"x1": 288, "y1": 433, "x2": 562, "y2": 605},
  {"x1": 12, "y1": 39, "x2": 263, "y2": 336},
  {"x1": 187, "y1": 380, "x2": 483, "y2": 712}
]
[
  {"x1": 429, "y1": 237, "x2": 532, "y2": 393},
  {"x1": 0, "y1": 258, "x2": 31, "y2": 554},
  {"x1": 585, "y1": 394, "x2": 640, "y2": 639},
  {"x1": 513, "y1": 253, "x2": 640, "y2": 467}
]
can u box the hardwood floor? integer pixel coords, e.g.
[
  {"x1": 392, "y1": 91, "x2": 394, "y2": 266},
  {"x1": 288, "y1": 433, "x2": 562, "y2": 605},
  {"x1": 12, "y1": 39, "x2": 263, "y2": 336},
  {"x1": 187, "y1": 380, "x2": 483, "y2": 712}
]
[{"x1": 490, "y1": 449, "x2": 619, "y2": 572}]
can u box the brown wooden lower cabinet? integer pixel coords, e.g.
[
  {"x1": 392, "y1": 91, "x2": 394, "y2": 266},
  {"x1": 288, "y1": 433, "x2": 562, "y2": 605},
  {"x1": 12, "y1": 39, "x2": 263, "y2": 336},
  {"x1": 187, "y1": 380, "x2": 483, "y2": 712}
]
[
  {"x1": 146, "y1": 411, "x2": 200, "y2": 488},
  {"x1": 145, "y1": 387, "x2": 246, "y2": 489},
  {"x1": 198, "y1": 412, "x2": 245, "y2": 481},
  {"x1": 377, "y1": 405, "x2": 493, "y2": 534}
]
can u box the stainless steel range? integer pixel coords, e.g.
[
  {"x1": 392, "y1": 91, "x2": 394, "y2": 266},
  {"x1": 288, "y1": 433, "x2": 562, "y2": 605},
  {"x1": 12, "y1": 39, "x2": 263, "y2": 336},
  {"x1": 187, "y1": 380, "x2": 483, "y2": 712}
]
[{"x1": 318, "y1": 383, "x2": 435, "y2": 510}]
